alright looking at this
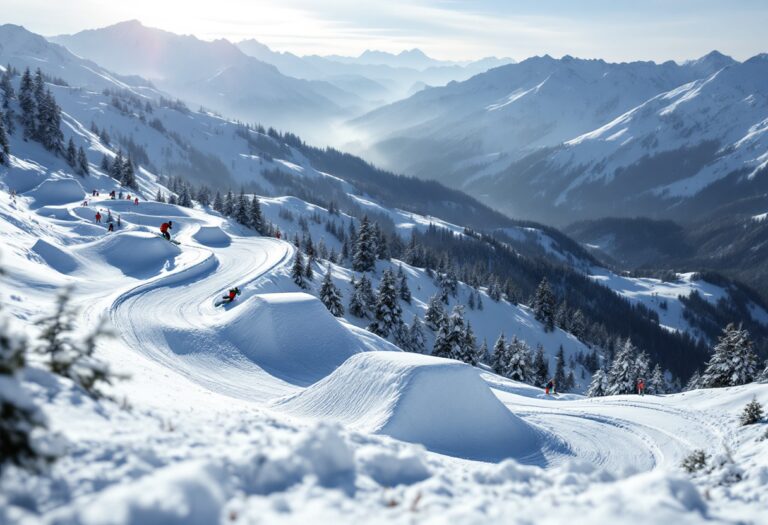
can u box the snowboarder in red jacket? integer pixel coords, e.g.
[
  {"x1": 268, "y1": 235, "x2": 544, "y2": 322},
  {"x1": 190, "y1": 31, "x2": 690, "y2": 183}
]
[
  {"x1": 160, "y1": 220, "x2": 173, "y2": 240},
  {"x1": 222, "y1": 287, "x2": 241, "y2": 303}
]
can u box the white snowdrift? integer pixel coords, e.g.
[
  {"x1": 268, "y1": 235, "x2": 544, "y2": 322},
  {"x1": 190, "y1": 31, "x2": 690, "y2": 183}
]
[
  {"x1": 274, "y1": 352, "x2": 540, "y2": 460},
  {"x1": 31, "y1": 239, "x2": 80, "y2": 274},
  {"x1": 27, "y1": 178, "x2": 84, "y2": 207},
  {"x1": 218, "y1": 293, "x2": 365, "y2": 385},
  {"x1": 192, "y1": 225, "x2": 231, "y2": 247},
  {"x1": 79, "y1": 232, "x2": 181, "y2": 278}
]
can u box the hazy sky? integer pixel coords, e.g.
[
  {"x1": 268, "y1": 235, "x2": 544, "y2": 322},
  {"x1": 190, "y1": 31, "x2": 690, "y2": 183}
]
[{"x1": 2, "y1": 0, "x2": 766, "y2": 61}]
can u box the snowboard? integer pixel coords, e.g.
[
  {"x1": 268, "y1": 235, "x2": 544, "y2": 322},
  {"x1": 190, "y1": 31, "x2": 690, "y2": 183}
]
[
  {"x1": 156, "y1": 233, "x2": 181, "y2": 245},
  {"x1": 214, "y1": 299, "x2": 234, "y2": 307}
]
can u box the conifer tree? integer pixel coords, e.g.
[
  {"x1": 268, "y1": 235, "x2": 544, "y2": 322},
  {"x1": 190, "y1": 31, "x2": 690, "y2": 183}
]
[
  {"x1": 491, "y1": 333, "x2": 507, "y2": 375},
  {"x1": 291, "y1": 251, "x2": 307, "y2": 289},
  {"x1": 647, "y1": 364, "x2": 667, "y2": 395},
  {"x1": 587, "y1": 367, "x2": 609, "y2": 397},
  {"x1": 432, "y1": 305, "x2": 466, "y2": 361},
  {"x1": 76, "y1": 146, "x2": 89, "y2": 175},
  {"x1": 155, "y1": 189, "x2": 165, "y2": 203},
  {"x1": 212, "y1": 191, "x2": 223, "y2": 213},
  {"x1": 506, "y1": 337, "x2": 532, "y2": 382},
  {"x1": 533, "y1": 344, "x2": 549, "y2": 387},
  {"x1": 178, "y1": 184, "x2": 192, "y2": 208},
  {"x1": 606, "y1": 338, "x2": 638, "y2": 395},
  {"x1": 685, "y1": 370, "x2": 702, "y2": 391},
  {"x1": 349, "y1": 275, "x2": 375, "y2": 319},
  {"x1": 100, "y1": 154, "x2": 110, "y2": 173},
  {"x1": 235, "y1": 189, "x2": 249, "y2": 224},
  {"x1": 476, "y1": 337, "x2": 489, "y2": 365},
  {"x1": 18, "y1": 68, "x2": 36, "y2": 140},
  {"x1": 249, "y1": 195, "x2": 264, "y2": 233},
  {"x1": 223, "y1": 190, "x2": 235, "y2": 216},
  {"x1": 0, "y1": 67, "x2": 15, "y2": 135},
  {"x1": 0, "y1": 115, "x2": 8, "y2": 165},
  {"x1": 1, "y1": 301, "x2": 53, "y2": 472},
  {"x1": 459, "y1": 321, "x2": 478, "y2": 365},
  {"x1": 396, "y1": 265, "x2": 411, "y2": 304},
  {"x1": 533, "y1": 277, "x2": 556, "y2": 332},
  {"x1": 408, "y1": 316, "x2": 426, "y2": 354},
  {"x1": 369, "y1": 269, "x2": 402, "y2": 338},
  {"x1": 304, "y1": 254, "x2": 314, "y2": 281},
  {"x1": 110, "y1": 151, "x2": 124, "y2": 181},
  {"x1": 424, "y1": 294, "x2": 446, "y2": 331},
  {"x1": 319, "y1": 266, "x2": 344, "y2": 317},
  {"x1": 700, "y1": 323, "x2": 759, "y2": 388},
  {"x1": 634, "y1": 351, "x2": 651, "y2": 382},
  {"x1": 553, "y1": 345, "x2": 567, "y2": 389},
  {"x1": 352, "y1": 216, "x2": 376, "y2": 273},
  {"x1": 196, "y1": 186, "x2": 211, "y2": 207},
  {"x1": 65, "y1": 137, "x2": 77, "y2": 167},
  {"x1": 36, "y1": 89, "x2": 63, "y2": 152},
  {"x1": 120, "y1": 156, "x2": 137, "y2": 190}
]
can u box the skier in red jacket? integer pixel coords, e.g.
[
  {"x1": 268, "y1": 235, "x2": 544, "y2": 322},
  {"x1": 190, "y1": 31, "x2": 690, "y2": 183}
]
[
  {"x1": 160, "y1": 220, "x2": 173, "y2": 241},
  {"x1": 95, "y1": 211, "x2": 102, "y2": 223},
  {"x1": 637, "y1": 378, "x2": 646, "y2": 396}
]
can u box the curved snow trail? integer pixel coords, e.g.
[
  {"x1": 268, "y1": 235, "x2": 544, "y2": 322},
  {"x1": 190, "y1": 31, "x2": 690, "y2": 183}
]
[
  {"x1": 494, "y1": 389, "x2": 723, "y2": 472},
  {"x1": 107, "y1": 218, "x2": 298, "y2": 402}
]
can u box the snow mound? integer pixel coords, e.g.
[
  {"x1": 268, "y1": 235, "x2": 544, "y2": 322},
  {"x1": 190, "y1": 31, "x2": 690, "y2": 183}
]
[
  {"x1": 274, "y1": 352, "x2": 540, "y2": 460},
  {"x1": 192, "y1": 225, "x2": 231, "y2": 247},
  {"x1": 26, "y1": 178, "x2": 84, "y2": 207},
  {"x1": 220, "y1": 293, "x2": 365, "y2": 385},
  {"x1": 81, "y1": 232, "x2": 181, "y2": 278},
  {"x1": 31, "y1": 239, "x2": 79, "y2": 274}
]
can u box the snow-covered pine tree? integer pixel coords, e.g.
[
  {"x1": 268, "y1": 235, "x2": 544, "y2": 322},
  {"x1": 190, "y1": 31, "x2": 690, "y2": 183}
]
[
  {"x1": 634, "y1": 351, "x2": 651, "y2": 382},
  {"x1": 564, "y1": 370, "x2": 576, "y2": 392},
  {"x1": 393, "y1": 320, "x2": 411, "y2": 351},
  {"x1": 291, "y1": 251, "x2": 307, "y2": 289},
  {"x1": 319, "y1": 267, "x2": 344, "y2": 317},
  {"x1": 235, "y1": 189, "x2": 249, "y2": 224},
  {"x1": 249, "y1": 195, "x2": 264, "y2": 233},
  {"x1": 408, "y1": 316, "x2": 426, "y2": 354},
  {"x1": 76, "y1": 146, "x2": 89, "y2": 176},
  {"x1": 110, "y1": 151, "x2": 124, "y2": 181},
  {"x1": 606, "y1": 338, "x2": 638, "y2": 395},
  {"x1": 468, "y1": 291, "x2": 475, "y2": 310},
  {"x1": 348, "y1": 275, "x2": 374, "y2": 319},
  {"x1": 223, "y1": 190, "x2": 235, "y2": 216},
  {"x1": 352, "y1": 216, "x2": 377, "y2": 273},
  {"x1": 304, "y1": 253, "x2": 314, "y2": 281},
  {"x1": 432, "y1": 305, "x2": 466, "y2": 361},
  {"x1": 685, "y1": 370, "x2": 702, "y2": 391},
  {"x1": 476, "y1": 291, "x2": 484, "y2": 311},
  {"x1": 0, "y1": 68, "x2": 15, "y2": 135},
  {"x1": 36, "y1": 89, "x2": 64, "y2": 153},
  {"x1": 505, "y1": 337, "x2": 532, "y2": 382},
  {"x1": 700, "y1": 323, "x2": 759, "y2": 388},
  {"x1": 1, "y1": 301, "x2": 53, "y2": 472},
  {"x1": 155, "y1": 189, "x2": 165, "y2": 203},
  {"x1": 18, "y1": 68, "x2": 36, "y2": 140},
  {"x1": 35, "y1": 289, "x2": 116, "y2": 398},
  {"x1": 476, "y1": 337, "x2": 489, "y2": 365},
  {"x1": 459, "y1": 321, "x2": 478, "y2": 365},
  {"x1": 533, "y1": 277, "x2": 556, "y2": 332},
  {"x1": 373, "y1": 222, "x2": 388, "y2": 260},
  {"x1": 178, "y1": 184, "x2": 192, "y2": 208},
  {"x1": 586, "y1": 367, "x2": 609, "y2": 397},
  {"x1": 369, "y1": 269, "x2": 402, "y2": 338},
  {"x1": 65, "y1": 137, "x2": 77, "y2": 167},
  {"x1": 553, "y1": 345, "x2": 567, "y2": 389},
  {"x1": 396, "y1": 265, "x2": 411, "y2": 304},
  {"x1": 100, "y1": 154, "x2": 110, "y2": 173},
  {"x1": 647, "y1": 364, "x2": 667, "y2": 395},
  {"x1": 196, "y1": 186, "x2": 211, "y2": 207},
  {"x1": 212, "y1": 191, "x2": 223, "y2": 213},
  {"x1": 424, "y1": 294, "x2": 446, "y2": 331},
  {"x1": 555, "y1": 301, "x2": 570, "y2": 331},
  {"x1": 0, "y1": 115, "x2": 8, "y2": 165},
  {"x1": 491, "y1": 333, "x2": 507, "y2": 375},
  {"x1": 570, "y1": 310, "x2": 586, "y2": 339},
  {"x1": 533, "y1": 344, "x2": 549, "y2": 387},
  {"x1": 120, "y1": 156, "x2": 137, "y2": 190}
]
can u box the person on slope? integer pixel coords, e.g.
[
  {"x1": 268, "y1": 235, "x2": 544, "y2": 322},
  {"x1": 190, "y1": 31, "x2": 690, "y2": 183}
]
[
  {"x1": 545, "y1": 378, "x2": 556, "y2": 396},
  {"x1": 134, "y1": 197, "x2": 139, "y2": 206},
  {"x1": 637, "y1": 378, "x2": 646, "y2": 396},
  {"x1": 221, "y1": 286, "x2": 241, "y2": 304},
  {"x1": 95, "y1": 211, "x2": 102, "y2": 223},
  {"x1": 160, "y1": 220, "x2": 173, "y2": 241},
  {"x1": 108, "y1": 223, "x2": 114, "y2": 233}
]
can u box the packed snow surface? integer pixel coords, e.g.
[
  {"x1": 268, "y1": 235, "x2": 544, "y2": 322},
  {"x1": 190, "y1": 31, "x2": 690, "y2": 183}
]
[{"x1": 275, "y1": 352, "x2": 539, "y2": 460}]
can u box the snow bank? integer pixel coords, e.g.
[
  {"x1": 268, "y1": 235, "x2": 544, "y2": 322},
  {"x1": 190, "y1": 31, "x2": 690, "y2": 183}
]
[
  {"x1": 27, "y1": 178, "x2": 84, "y2": 207},
  {"x1": 81, "y1": 232, "x2": 181, "y2": 278},
  {"x1": 274, "y1": 352, "x2": 539, "y2": 460},
  {"x1": 219, "y1": 293, "x2": 365, "y2": 385},
  {"x1": 31, "y1": 239, "x2": 79, "y2": 274},
  {"x1": 192, "y1": 225, "x2": 231, "y2": 247}
]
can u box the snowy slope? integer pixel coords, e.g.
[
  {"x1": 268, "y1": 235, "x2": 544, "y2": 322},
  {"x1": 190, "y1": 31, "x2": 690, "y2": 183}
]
[{"x1": 2, "y1": 90, "x2": 768, "y2": 525}]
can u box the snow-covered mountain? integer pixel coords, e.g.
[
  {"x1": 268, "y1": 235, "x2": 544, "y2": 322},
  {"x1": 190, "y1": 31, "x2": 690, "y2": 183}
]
[
  {"x1": 350, "y1": 52, "x2": 768, "y2": 225},
  {"x1": 49, "y1": 20, "x2": 366, "y2": 144}
]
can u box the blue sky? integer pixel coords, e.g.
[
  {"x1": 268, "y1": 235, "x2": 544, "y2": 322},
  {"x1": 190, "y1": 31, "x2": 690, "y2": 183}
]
[{"x1": 2, "y1": 0, "x2": 766, "y2": 61}]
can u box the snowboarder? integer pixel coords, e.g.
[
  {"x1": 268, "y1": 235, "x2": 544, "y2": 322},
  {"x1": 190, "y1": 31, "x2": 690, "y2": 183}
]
[
  {"x1": 107, "y1": 223, "x2": 114, "y2": 232},
  {"x1": 160, "y1": 220, "x2": 173, "y2": 241},
  {"x1": 110, "y1": 190, "x2": 116, "y2": 200},
  {"x1": 117, "y1": 215, "x2": 122, "y2": 228},
  {"x1": 219, "y1": 287, "x2": 241, "y2": 305},
  {"x1": 545, "y1": 378, "x2": 556, "y2": 396},
  {"x1": 637, "y1": 378, "x2": 646, "y2": 396},
  {"x1": 118, "y1": 191, "x2": 123, "y2": 200},
  {"x1": 134, "y1": 197, "x2": 139, "y2": 206},
  {"x1": 95, "y1": 211, "x2": 101, "y2": 223}
]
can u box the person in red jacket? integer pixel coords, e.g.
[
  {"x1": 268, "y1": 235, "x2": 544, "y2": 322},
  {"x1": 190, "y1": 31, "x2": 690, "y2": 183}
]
[
  {"x1": 95, "y1": 211, "x2": 102, "y2": 223},
  {"x1": 637, "y1": 378, "x2": 646, "y2": 396},
  {"x1": 134, "y1": 197, "x2": 139, "y2": 206},
  {"x1": 160, "y1": 220, "x2": 173, "y2": 240}
]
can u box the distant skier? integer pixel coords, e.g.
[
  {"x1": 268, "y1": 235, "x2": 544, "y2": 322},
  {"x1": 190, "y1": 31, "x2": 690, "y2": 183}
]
[
  {"x1": 117, "y1": 215, "x2": 122, "y2": 228},
  {"x1": 637, "y1": 378, "x2": 646, "y2": 396},
  {"x1": 118, "y1": 191, "x2": 123, "y2": 200},
  {"x1": 160, "y1": 220, "x2": 173, "y2": 241},
  {"x1": 545, "y1": 378, "x2": 556, "y2": 396},
  {"x1": 107, "y1": 223, "x2": 114, "y2": 232},
  {"x1": 95, "y1": 211, "x2": 101, "y2": 223},
  {"x1": 220, "y1": 286, "x2": 241, "y2": 305},
  {"x1": 134, "y1": 197, "x2": 139, "y2": 206},
  {"x1": 110, "y1": 190, "x2": 116, "y2": 200}
]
